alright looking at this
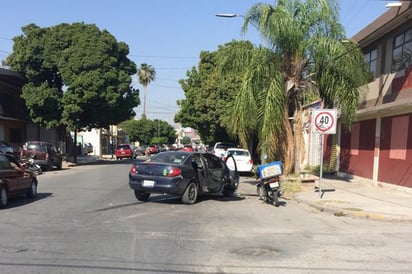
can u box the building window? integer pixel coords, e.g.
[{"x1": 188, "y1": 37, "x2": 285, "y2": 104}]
[
  {"x1": 393, "y1": 29, "x2": 412, "y2": 71},
  {"x1": 364, "y1": 49, "x2": 377, "y2": 78}
]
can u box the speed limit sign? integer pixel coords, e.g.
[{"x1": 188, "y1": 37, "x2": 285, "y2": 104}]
[{"x1": 312, "y1": 109, "x2": 337, "y2": 134}]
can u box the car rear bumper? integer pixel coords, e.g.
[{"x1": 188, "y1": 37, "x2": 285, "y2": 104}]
[
  {"x1": 237, "y1": 163, "x2": 253, "y2": 173},
  {"x1": 116, "y1": 153, "x2": 132, "y2": 158},
  {"x1": 32, "y1": 159, "x2": 49, "y2": 167},
  {"x1": 129, "y1": 176, "x2": 188, "y2": 195}
]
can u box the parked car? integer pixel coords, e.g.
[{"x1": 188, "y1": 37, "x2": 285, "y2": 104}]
[
  {"x1": 0, "y1": 141, "x2": 20, "y2": 160},
  {"x1": 147, "y1": 145, "x2": 158, "y2": 154},
  {"x1": 182, "y1": 144, "x2": 194, "y2": 152},
  {"x1": 83, "y1": 142, "x2": 93, "y2": 155},
  {"x1": 211, "y1": 142, "x2": 236, "y2": 158},
  {"x1": 0, "y1": 152, "x2": 38, "y2": 208},
  {"x1": 129, "y1": 151, "x2": 239, "y2": 204},
  {"x1": 223, "y1": 148, "x2": 253, "y2": 174},
  {"x1": 20, "y1": 141, "x2": 63, "y2": 171},
  {"x1": 115, "y1": 144, "x2": 135, "y2": 160},
  {"x1": 133, "y1": 146, "x2": 145, "y2": 156}
]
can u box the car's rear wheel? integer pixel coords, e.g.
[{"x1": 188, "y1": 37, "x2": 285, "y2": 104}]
[
  {"x1": 181, "y1": 182, "x2": 197, "y2": 204},
  {"x1": 223, "y1": 187, "x2": 235, "y2": 197},
  {"x1": 56, "y1": 160, "x2": 62, "y2": 170},
  {"x1": 45, "y1": 160, "x2": 52, "y2": 171},
  {"x1": 27, "y1": 180, "x2": 37, "y2": 198},
  {"x1": 0, "y1": 187, "x2": 8, "y2": 208},
  {"x1": 134, "y1": 190, "x2": 150, "y2": 201}
]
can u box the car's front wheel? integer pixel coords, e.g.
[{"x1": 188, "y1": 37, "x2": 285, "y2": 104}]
[
  {"x1": 181, "y1": 182, "x2": 198, "y2": 204},
  {"x1": 134, "y1": 190, "x2": 150, "y2": 201},
  {"x1": 0, "y1": 186, "x2": 8, "y2": 208},
  {"x1": 27, "y1": 180, "x2": 37, "y2": 198}
]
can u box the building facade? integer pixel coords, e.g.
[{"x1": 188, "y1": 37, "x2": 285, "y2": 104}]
[
  {"x1": 327, "y1": 3, "x2": 412, "y2": 189},
  {"x1": 0, "y1": 68, "x2": 27, "y2": 150}
]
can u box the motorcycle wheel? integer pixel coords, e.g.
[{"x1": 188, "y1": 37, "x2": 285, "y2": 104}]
[{"x1": 272, "y1": 190, "x2": 279, "y2": 207}]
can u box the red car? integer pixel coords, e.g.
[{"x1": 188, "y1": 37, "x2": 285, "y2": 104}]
[
  {"x1": 147, "y1": 145, "x2": 158, "y2": 154},
  {"x1": 182, "y1": 145, "x2": 194, "y2": 152},
  {"x1": 115, "y1": 144, "x2": 135, "y2": 160},
  {"x1": 0, "y1": 153, "x2": 38, "y2": 208}
]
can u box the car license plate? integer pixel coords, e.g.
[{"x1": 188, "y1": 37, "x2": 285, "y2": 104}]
[
  {"x1": 143, "y1": 180, "x2": 155, "y2": 187},
  {"x1": 269, "y1": 182, "x2": 279, "y2": 188}
]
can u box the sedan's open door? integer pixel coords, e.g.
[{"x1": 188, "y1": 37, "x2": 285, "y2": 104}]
[{"x1": 224, "y1": 154, "x2": 239, "y2": 190}]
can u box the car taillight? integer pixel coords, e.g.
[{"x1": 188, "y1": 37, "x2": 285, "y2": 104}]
[
  {"x1": 168, "y1": 167, "x2": 181, "y2": 177},
  {"x1": 249, "y1": 159, "x2": 253, "y2": 165},
  {"x1": 130, "y1": 165, "x2": 137, "y2": 174}
]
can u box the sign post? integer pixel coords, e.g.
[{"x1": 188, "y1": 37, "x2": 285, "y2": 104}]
[{"x1": 312, "y1": 109, "x2": 337, "y2": 198}]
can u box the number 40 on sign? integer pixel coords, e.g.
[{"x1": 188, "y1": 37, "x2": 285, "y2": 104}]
[{"x1": 312, "y1": 109, "x2": 337, "y2": 135}]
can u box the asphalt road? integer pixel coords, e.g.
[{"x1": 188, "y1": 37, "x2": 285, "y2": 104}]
[{"x1": 0, "y1": 160, "x2": 411, "y2": 274}]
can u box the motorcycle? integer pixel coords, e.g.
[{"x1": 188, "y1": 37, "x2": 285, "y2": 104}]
[
  {"x1": 256, "y1": 161, "x2": 282, "y2": 207},
  {"x1": 256, "y1": 176, "x2": 281, "y2": 206},
  {"x1": 19, "y1": 156, "x2": 42, "y2": 176}
]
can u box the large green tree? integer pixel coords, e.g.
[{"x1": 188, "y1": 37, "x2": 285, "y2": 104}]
[
  {"x1": 221, "y1": 0, "x2": 369, "y2": 174},
  {"x1": 175, "y1": 40, "x2": 252, "y2": 145},
  {"x1": 137, "y1": 63, "x2": 156, "y2": 118},
  {"x1": 120, "y1": 118, "x2": 176, "y2": 145},
  {"x1": 6, "y1": 23, "x2": 139, "y2": 130}
]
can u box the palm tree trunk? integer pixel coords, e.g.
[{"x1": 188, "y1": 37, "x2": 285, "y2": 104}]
[
  {"x1": 143, "y1": 85, "x2": 147, "y2": 117},
  {"x1": 283, "y1": 111, "x2": 294, "y2": 175},
  {"x1": 293, "y1": 118, "x2": 301, "y2": 175}
]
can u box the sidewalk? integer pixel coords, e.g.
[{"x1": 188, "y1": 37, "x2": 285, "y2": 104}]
[
  {"x1": 292, "y1": 175, "x2": 412, "y2": 223},
  {"x1": 62, "y1": 154, "x2": 116, "y2": 167}
]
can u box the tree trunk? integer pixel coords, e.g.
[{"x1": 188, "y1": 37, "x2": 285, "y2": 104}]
[
  {"x1": 265, "y1": 108, "x2": 294, "y2": 175},
  {"x1": 293, "y1": 109, "x2": 305, "y2": 175},
  {"x1": 293, "y1": 119, "x2": 301, "y2": 175},
  {"x1": 143, "y1": 85, "x2": 147, "y2": 117},
  {"x1": 282, "y1": 111, "x2": 294, "y2": 175},
  {"x1": 73, "y1": 128, "x2": 77, "y2": 164}
]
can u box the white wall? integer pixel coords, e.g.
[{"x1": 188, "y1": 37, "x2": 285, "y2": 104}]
[{"x1": 77, "y1": 129, "x2": 101, "y2": 156}]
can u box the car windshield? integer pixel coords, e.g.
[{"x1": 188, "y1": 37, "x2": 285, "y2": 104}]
[
  {"x1": 149, "y1": 152, "x2": 189, "y2": 164},
  {"x1": 26, "y1": 144, "x2": 46, "y2": 153},
  {"x1": 116, "y1": 145, "x2": 130, "y2": 150},
  {"x1": 228, "y1": 150, "x2": 249, "y2": 156},
  {"x1": 216, "y1": 143, "x2": 235, "y2": 149},
  {"x1": 0, "y1": 142, "x2": 13, "y2": 153}
]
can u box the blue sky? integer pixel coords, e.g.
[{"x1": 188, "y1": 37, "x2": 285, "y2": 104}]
[{"x1": 0, "y1": 0, "x2": 394, "y2": 125}]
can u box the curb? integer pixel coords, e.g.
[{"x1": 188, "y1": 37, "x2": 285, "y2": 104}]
[{"x1": 293, "y1": 196, "x2": 412, "y2": 223}]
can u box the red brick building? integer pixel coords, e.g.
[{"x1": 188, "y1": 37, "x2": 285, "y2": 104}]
[{"x1": 327, "y1": 3, "x2": 412, "y2": 189}]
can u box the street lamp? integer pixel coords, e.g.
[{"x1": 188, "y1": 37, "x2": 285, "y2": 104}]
[
  {"x1": 215, "y1": 13, "x2": 242, "y2": 18},
  {"x1": 386, "y1": 2, "x2": 402, "y2": 8}
]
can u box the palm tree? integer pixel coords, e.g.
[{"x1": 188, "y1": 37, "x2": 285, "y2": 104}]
[
  {"x1": 222, "y1": 0, "x2": 369, "y2": 174},
  {"x1": 137, "y1": 63, "x2": 156, "y2": 118}
]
